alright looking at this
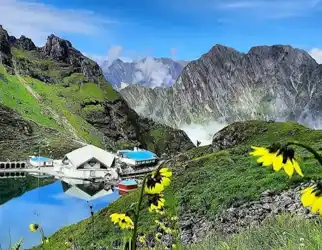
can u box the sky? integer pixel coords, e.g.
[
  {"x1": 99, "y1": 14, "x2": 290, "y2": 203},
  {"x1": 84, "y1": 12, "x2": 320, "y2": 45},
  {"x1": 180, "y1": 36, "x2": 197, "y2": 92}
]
[
  {"x1": 1, "y1": 0, "x2": 322, "y2": 63},
  {"x1": 0, "y1": 180, "x2": 119, "y2": 248}
]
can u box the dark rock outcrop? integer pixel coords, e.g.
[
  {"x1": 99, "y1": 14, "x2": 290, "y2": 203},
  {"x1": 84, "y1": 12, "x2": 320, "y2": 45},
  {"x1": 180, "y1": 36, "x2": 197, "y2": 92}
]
[
  {"x1": 82, "y1": 99, "x2": 195, "y2": 155},
  {"x1": 41, "y1": 34, "x2": 102, "y2": 82},
  {"x1": 0, "y1": 104, "x2": 82, "y2": 160},
  {"x1": 0, "y1": 104, "x2": 33, "y2": 140},
  {"x1": 211, "y1": 121, "x2": 269, "y2": 151},
  {"x1": 11, "y1": 35, "x2": 36, "y2": 51},
  {"x1": 120, "y1": 44, "x2": 322, "y2": 130},
  {"x1": 0, "y1": 25, "x2": 12, "y2": 69}
]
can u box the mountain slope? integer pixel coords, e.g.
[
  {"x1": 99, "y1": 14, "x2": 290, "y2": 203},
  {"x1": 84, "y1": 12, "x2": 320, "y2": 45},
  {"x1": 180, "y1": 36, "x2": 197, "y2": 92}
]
[
  {"x1": 101, "y1": 57, "x2": 188, "y2": 89},
  {"x1": 120, "y1": 44, "x2": 322, "y2": 130},
  {"x1": 0, "y1": 25, "x2": 194, "y2": 158}
]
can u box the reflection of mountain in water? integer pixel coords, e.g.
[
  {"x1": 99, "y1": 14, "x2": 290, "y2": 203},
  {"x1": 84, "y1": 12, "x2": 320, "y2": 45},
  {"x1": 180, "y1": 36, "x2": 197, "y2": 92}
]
[{"x1": 61, "y1": 179, "x2": 114, "y2": 201}]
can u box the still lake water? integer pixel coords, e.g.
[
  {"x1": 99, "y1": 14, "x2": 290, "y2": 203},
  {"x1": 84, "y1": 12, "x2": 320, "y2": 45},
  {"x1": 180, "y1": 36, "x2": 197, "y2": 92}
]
[{"x1": 0, "y1": 179, "x2": 120, "y2": 249}]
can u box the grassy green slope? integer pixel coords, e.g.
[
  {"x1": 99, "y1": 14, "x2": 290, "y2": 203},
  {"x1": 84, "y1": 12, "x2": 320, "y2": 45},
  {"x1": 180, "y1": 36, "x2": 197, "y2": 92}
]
[
  {"x1": 32, "y1": 120, "x2": 322, "y2": 249},
  {"x1": 0, "y1": 66, "x2": 60, "y2": 130},
  {"x1": 187, "y1": 214, "x2": 322, "y2": 250},
  {"x1": 9, "y1": 47, "x2": 121, "y2": 146}
]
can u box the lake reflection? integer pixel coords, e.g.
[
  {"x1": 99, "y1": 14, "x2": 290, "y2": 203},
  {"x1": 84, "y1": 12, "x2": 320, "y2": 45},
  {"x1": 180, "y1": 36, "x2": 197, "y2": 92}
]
[{"x1": 0, "y1": 178, "x2": 119, "y2": 249}]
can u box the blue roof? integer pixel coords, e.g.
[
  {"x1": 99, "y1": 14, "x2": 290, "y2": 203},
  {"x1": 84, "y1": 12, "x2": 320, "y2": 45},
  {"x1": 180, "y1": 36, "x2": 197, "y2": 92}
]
[
  {"x1": 31, "y1": 156, "x2": 51, "y2": 162},
  {"x1": 118, "y1": 150, "x2": 157, "y2": 161},
  {"x1": 120, "y1": 179, "x2": 137, "y2": 186}
]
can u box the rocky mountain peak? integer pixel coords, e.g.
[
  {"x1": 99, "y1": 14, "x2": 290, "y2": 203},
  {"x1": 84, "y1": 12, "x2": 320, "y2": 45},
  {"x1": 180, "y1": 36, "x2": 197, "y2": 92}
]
[
  {"x1": 207, "y1": 44, "x2": 241, "y2": 56},
  {"x1": 42, "y1": 34, "x2": 75, "y2": 62},
  {"x1": 41, "y1": 33, "x2": 102, "y2": 82},
  {"x1": 248, "y1": 45, "x2": 314, "y2": 62},
  {"x1": 102, "y1": 57, "x2": 188, "y2": 89},
  {"x1": 10, "y1": 35, "x2": 37, "y2": 51},
  {"x1": 120, "y1": 43, "x2": 322, "y2": 136}
]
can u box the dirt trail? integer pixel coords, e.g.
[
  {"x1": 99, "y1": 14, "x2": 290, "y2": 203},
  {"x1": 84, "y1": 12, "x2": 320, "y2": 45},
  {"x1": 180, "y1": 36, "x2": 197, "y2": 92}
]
[{"x1": 12, "y1": 62, "x2": 85, "y2": 143}]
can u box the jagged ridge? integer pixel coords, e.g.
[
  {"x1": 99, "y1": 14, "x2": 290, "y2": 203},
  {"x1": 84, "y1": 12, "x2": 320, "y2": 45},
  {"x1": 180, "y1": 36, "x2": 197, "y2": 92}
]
[{"x1": 120, "y1": 44, "x2": 322, "y2": 130}]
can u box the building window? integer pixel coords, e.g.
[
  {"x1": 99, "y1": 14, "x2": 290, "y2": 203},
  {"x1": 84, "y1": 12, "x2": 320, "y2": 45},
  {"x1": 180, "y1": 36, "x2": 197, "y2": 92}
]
[{"x1": 88, "y1": 160, "x2": 97, "y2": 167}]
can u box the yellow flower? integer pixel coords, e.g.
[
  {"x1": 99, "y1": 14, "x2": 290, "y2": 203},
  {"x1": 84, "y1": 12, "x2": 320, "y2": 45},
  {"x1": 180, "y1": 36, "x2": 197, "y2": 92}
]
[
  {"x1": 301, "y1": 184, "x2": 322, "y2": 214},
  {"x1": 155, "y1": 232, "x2": 162, "y2": 242},
  {"x1": 273, "y1": 147, "x2": 303, "y2": 177},
  {"x1": 249, "y1": 144, "x2": 281, "y2": 166},
  {"x1": 29, "y1": 224, "x2": 39, "y2": 232},
  {"x1": 250, "y1": 145, "x2": 303, "y2": 177},
  {"x1": 148, "y1": 194, "x2": 165, "y2": 213},
  {"x1": 155, "y1": 220, "x2": 173, "y2": 234},
  {"x1": 145, "y1": 168, "x2": 172, "y2": 194},
  {"x1": 110, "y1": 213, "x2": 134, "y2": 230},
  {"x1": 138, "y1": 233, "x2": 146, "y2": 244},
  {"x1": 42, "y1": 237, "x2": 49, "y2": 244}
]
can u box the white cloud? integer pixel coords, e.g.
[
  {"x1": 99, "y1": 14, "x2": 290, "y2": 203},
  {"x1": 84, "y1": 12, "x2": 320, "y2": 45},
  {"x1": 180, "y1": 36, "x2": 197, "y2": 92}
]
[
  {"x1": 217, "y1": 0, "x2": 322, "y2": 18},
  {"x1": 82, "y1": 53, "x2": 108, "y2": 65},
  {"x1": 167, "y1": 0, "x2": 322, "y2": 19},
  {"x1": 180, "y1": 121, "x2": 227, "y2": 146},
  {"x1": 0, "y1": 0, "x2": 115, "y2": 46},
  {"x1": 106, "y1": 45, "x2": 123, "y2": 66},
  {"x1": 309, "y1": 48, "x2": 322, "y2": 64},
  {"x1": 134, "y1": 57, "x2": 175, "y2": 88}
]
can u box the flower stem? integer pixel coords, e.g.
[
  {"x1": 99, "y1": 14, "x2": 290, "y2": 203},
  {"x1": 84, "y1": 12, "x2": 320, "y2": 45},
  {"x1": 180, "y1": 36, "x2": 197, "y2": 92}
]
[
  {"x1": 286, "y1": 142, "x2": 322, "y2": 166},
  {"x1": 131, "y1": 175, "x2": 148, "y2": 250}
]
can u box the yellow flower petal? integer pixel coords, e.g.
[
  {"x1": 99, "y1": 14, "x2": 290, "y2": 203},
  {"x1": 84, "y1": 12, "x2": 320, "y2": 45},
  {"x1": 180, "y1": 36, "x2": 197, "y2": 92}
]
[
  {"x1": 283, "y1": 160, "x2": 294, "y2": 177},
  {"x1": 311, "y1": 197, "x2": 322, "y2": 213},
  {"x1": 257, "y1": 154, "x2": 275, "y2": 166},
  {"x1": 301, "y1": 192, "x2": 315, "y2": 207},
  {"x1": 160, "y1": 168, "x2": 172, "y2": 177},
  {"x1": 292, "y1": 160, "x2": 304, "y2": 177},
  {"x1": 161, "y1": 177, "x2": 171, "y2": 187},
  {"x1": 145, "y1": 182, "x2": 164, "y2": 194},
  {"x1": 272, "y1": 154, "x2": 283, "y2": 171},
  {"x1": 250, "y1": 146, "x2": 269, "y2": 156}
]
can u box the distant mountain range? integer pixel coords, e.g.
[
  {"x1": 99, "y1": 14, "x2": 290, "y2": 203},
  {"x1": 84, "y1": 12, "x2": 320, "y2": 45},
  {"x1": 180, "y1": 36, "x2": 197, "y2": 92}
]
[
  {"x1": 101, "y1": 57, "x2": 188, "y2": 89},
  {"x1": 120, "y1": 44, "x2": 322, "y2": 131}
]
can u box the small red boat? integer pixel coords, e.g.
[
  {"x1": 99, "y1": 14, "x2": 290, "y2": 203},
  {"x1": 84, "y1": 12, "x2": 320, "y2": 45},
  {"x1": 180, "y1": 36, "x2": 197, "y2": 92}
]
[{"x1": 118, "y1": 179, "x2": 138, "y2": 195}]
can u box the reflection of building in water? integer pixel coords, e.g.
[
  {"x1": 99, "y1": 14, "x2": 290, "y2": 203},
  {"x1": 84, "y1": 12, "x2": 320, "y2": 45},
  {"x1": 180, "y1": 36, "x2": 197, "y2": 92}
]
[
  {"x1": 61, "y1": 178, "x2": 114, "y2": 201},
  {"x1": 54, "y1": 145, "x2": 119, "y2": 180},
  {"x1": 118, "y1": 179, "x2": 138, "y2": 195}
]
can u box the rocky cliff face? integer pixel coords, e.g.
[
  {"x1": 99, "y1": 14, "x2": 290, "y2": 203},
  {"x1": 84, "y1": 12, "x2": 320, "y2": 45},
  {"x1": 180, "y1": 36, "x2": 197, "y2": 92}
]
[
  {"x1": 102, "y1": 57, "x2": 188, "y2": 89},
  {"x1": 41, "y1": 35, "x2": 102, "y2": 82},
  {"x1": 0, "y1": 104, "x2": 82, "y2": 160},
  {"x1": 120, "y1": 44, "x2": 322, "y2": 130},
  {"x1": 0, "y1": 25, "x2": 13, "y2": 70}
]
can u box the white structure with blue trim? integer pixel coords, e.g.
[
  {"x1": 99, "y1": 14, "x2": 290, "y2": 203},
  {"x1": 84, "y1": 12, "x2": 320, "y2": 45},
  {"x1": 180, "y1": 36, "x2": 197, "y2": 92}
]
[
  {"x1": 29, "y1": 156, "x2": 53, "y2": 167},
  {"x1": 53, "y1": 145, "x2": 118, "y2": 180},
  {"x1": 117, "y1": 147, "x2": 158, "y2": 166}
]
